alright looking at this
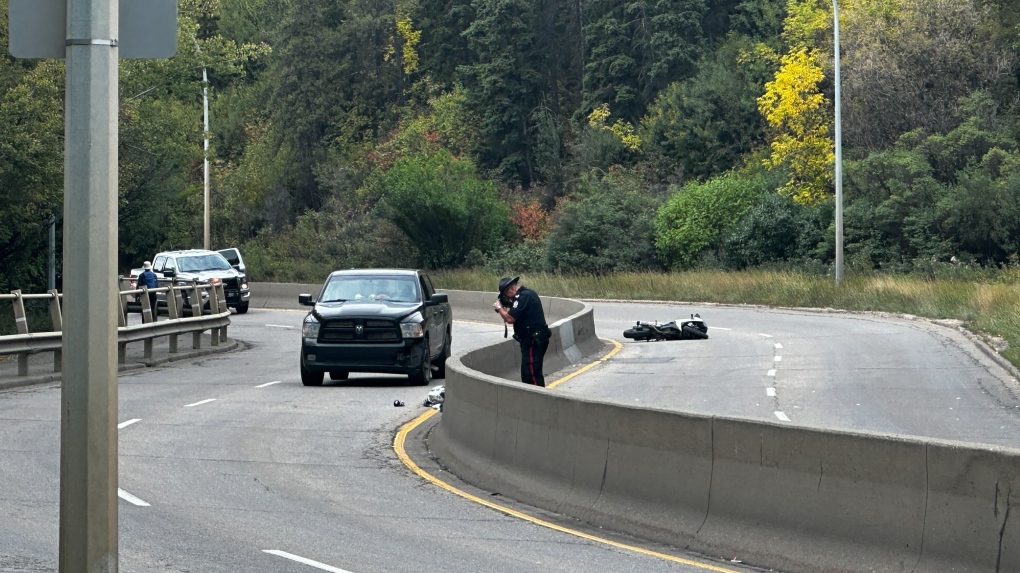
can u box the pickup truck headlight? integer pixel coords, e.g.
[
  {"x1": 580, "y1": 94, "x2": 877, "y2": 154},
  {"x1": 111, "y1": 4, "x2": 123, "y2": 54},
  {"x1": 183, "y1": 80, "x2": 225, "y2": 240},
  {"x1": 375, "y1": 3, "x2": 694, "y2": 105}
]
[
  {"x1": 400, "y1": 322, "x2": 424, "y2": 338},
  {"x1": 302, "y1": 315, "x2": 320, "y2": 339},
  {"x1": 240, "y1": 282, "x2": 249, "y2": 290}
]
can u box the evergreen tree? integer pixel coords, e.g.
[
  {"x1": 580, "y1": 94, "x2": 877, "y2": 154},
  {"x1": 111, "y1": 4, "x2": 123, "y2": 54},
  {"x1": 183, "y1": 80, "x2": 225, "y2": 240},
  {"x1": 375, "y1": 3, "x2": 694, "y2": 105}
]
[{"x1": 459, "y1": 0, "x2": 548, "y2": 186}]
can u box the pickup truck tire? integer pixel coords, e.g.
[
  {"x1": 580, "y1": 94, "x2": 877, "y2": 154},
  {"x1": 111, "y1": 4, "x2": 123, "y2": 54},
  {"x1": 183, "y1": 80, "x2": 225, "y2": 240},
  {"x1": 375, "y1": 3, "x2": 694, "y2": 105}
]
[
  {"x1": 409, "y1": 339, "x2": 432, "y2": 386},
  {"x1": 301, "y1": 362, "x2": 324, "y2": 386},
  {"x1": 432, "y1": 332, "x2": 451, "y2": 379},
  {"x1": 329, "y1": 371, "x2": 349, "y2": 381},
  {"x1": 235, "y1": 303, "x2": 249, "y2": 314}
]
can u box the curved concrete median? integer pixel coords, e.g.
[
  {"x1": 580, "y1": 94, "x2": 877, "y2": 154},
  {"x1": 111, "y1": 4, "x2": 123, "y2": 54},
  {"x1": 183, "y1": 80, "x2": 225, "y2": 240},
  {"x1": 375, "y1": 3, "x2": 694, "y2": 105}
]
[{"x1": 430, "y1": 305, "x2": 1020, "y2": 573}]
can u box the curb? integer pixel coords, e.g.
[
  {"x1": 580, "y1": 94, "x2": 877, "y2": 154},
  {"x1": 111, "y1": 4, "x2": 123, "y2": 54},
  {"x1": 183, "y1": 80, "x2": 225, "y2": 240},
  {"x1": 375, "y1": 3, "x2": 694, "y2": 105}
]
[{"x1": 0, "y1": 339, "x2": 241, "y2": 392}]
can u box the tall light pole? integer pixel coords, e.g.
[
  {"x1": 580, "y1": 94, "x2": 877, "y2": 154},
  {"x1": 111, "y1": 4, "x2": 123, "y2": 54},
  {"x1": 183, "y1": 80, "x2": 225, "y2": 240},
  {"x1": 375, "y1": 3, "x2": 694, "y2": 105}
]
[
  {"x1": 193, "y1": 37, "x2": 210, "y2": 250},
  {"x1": 202, "y1": 65, "x2": 210, "y2": 250},
  {"x1": 833, "y1": 0, "x2": 844, "y2": 284}
]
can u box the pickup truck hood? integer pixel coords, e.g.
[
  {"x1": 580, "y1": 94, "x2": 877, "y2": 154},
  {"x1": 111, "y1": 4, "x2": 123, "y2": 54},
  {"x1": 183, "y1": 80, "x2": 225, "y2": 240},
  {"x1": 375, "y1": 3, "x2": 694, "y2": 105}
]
[
  {"x1": 175, "y1": 269, "x2": 242, "y2": 282},
  {"x1": 313, "y1": 301, "x2": 421, "y2": 321},
  {"x1": 131, "y1": 268, "x2": 243, "y2": 282}
]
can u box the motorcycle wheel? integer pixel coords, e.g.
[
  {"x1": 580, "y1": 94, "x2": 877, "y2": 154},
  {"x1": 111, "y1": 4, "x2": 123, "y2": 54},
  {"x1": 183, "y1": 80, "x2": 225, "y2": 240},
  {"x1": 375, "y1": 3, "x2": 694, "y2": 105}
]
[{"x1": 623, "y1": 328, "x2": 650, "y2": 341}]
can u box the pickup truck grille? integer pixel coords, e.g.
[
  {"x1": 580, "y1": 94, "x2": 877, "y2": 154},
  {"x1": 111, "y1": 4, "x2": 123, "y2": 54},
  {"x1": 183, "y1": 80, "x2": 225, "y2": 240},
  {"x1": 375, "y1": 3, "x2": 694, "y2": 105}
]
[
  {"x1": 223, "y1": 277, "x2": 241, "y2": 303},
  {"x1": 319, "y1": 318, "x2": 401, "y2": 343}
]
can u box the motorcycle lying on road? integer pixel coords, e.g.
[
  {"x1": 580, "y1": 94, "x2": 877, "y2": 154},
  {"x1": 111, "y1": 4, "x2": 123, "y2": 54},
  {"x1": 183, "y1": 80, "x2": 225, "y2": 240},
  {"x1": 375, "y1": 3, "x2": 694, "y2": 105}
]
[{"x1": 623, "y1": 314, "x2": 709, "y2": 341}]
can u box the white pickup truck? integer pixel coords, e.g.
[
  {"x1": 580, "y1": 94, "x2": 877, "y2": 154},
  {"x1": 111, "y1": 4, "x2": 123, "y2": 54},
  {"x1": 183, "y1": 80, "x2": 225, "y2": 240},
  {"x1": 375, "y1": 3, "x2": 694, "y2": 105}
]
[{"x1": 127, "y1": 248, "x2": 250, "y2": 314}]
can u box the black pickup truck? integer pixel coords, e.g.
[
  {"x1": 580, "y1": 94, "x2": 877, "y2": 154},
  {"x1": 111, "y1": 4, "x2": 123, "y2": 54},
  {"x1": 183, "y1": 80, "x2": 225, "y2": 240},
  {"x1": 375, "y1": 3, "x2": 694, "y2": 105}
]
[{"x1": 297, "y1": 269, "x2": 452, "y2": 386}]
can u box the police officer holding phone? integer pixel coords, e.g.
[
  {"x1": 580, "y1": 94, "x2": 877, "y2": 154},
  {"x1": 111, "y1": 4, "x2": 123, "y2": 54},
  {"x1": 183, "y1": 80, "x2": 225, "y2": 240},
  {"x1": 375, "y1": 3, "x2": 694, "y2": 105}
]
[{"x1": 493, "y1": 276, "x2": 551, "y2": 387}]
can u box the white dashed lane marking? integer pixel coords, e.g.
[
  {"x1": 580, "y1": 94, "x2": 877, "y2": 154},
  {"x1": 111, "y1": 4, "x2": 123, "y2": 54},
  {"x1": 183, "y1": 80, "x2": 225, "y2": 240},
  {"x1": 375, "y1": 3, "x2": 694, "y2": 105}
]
[
  {"x1": 766, "y1": 388, "x2": 776, "y2": 397},
  {"x1": 265, "y1": 324, "x2": 297, "y2": 329},
  {"x1": 774, "y1": 343, "x2": 783, "y2": 349},
  {"x1": 118, "y1": 489, "x2": 150, "y2": 507},
  {"x1": 767, "y1": 369, "x2": 776, "y2": 377},
  {"x1": 774, "y1": 356, "x2": 782, "y2": 362},
  {"x1": 117, "y1": 418, "x2": 141, "y2": 429},
  {"x1": 256, "y1": 381, "x2": 282, "y2": 388},
  {"x1": 758, "y1": 333, "x2": 774, "y2": 338},
  {"x1": 184, "y1": 399, "x2": 217, "y2": 408},
  {"x1": 262, "y1": 550, "x2": 355, "y2": 573},
  {"x1": 774, "y1": 411, "x2": 790, "y2": 422}
]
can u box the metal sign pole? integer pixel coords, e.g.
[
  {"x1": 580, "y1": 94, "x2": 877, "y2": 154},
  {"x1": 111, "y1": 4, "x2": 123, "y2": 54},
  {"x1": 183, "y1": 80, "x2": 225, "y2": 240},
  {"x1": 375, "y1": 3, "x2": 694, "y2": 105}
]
[
  {"x1": 59, "y1": 0, "x2": 120, "y2": 570},
  {"x1": 833, "y1": 0, "x2": 844, "y2": 285}
]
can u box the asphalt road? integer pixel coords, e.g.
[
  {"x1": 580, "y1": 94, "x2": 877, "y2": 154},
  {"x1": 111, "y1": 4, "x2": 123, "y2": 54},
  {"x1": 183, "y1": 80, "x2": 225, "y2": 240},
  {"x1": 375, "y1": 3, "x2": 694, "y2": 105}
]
[
  {"x1": 564, "y1": 302, "x2": 1020, "y2": 448},
  {"x1": 2, "y1": 303, "x2": 1018, "y2": 573}
]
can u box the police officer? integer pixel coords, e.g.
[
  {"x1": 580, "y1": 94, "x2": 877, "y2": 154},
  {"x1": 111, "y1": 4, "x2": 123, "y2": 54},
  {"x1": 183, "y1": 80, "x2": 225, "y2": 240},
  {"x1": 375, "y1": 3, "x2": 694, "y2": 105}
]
[{"x1": 493, "y1": 276, "x2": 551, "y2": 387}]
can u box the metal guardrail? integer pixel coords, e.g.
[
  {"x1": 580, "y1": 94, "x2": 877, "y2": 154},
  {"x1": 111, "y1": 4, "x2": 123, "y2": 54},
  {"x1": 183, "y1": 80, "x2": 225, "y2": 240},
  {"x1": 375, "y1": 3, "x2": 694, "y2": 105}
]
[{"x1": 0, "y1": 281, "x2": 231, "y2": 377}]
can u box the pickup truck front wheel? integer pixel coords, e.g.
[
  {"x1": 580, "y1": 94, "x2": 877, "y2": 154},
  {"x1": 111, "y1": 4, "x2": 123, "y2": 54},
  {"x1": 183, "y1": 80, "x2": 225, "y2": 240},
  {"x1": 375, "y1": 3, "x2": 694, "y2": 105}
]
[
  {"x1": 409, "y1": 339, "x2": 432, "y2": 386},
  {"x1": 235, "y1": 303, "x2": 249, "y2": 314},
  {"x1": 432, "y1": 331, "x2": 451, "y2": 379},
  {"x1": 301, "y1": 361, "x2": 324, "y2": 387}
]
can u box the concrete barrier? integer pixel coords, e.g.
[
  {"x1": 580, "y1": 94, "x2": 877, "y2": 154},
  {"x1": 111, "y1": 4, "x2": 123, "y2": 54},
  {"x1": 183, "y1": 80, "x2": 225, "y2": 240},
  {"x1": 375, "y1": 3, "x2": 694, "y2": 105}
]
[{"x1": 432, "y1": 329, "x2": 1020, "y2": 573}]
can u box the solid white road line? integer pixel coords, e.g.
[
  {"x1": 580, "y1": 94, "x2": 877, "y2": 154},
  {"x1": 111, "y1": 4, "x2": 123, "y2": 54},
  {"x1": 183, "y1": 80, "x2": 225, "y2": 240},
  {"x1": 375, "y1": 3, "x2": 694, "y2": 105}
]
[
  {"x1": 774, "y1": 356, "x2": 782, "y2": 362},
  {"x1": 758, "y1": 333, "x2": 774, "y2": 338},
  {"x1": 711, "y1": 327, "x2": 732, "y2": 331},
  {"x1": 117, "y1": 418, "x2": 141, "y2": 429},
  {"x1": 774, "y1": 411, "x2": 790, "y2": 422},
  {"x1": 266, "y1": 324, "x2": 297, "y2": 329},
  {"x1": 184, "y1": 399, "x2": 217, "y2": 408},
  {"x1": 262, "y1": 550, "x2": 355, "y2": 573},
  {"x1": 766, "y1": 388, "x2": 776, "y2": 397},
  {"x1": 774, "y1": 343, "x2": 783, "y2": 349},
  {"x1": 256, "y1": 381, "x2": 282, "y2": 388},
  {"x1": 117, "y1": 488, "x2": 150, "y2": 507},
  {"x1": 767, "y1": 369, "x2": 776, "y2": 377}
]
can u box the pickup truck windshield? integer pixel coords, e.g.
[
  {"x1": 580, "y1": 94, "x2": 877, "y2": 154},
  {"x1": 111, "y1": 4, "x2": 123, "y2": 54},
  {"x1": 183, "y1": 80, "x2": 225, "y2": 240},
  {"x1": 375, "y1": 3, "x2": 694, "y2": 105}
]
[
  {"x1": 322, "y1": 276, "x2": 420, "y2": 303},
  {"x1": 177, "y1": 254, "x2": 232, "y2": 272}
]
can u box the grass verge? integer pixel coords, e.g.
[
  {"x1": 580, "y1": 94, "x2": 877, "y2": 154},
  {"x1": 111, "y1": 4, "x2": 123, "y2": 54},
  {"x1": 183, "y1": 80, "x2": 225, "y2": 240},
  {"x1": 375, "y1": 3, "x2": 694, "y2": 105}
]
[{"x1": 432, "y1": 269, "x2": 1020, "y2": 369}]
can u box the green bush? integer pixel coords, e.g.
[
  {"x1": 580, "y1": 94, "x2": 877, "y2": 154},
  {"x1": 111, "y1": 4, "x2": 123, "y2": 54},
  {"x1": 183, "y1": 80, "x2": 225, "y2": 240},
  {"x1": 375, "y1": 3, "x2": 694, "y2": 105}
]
[
  {"x1": 722, "y1": 192, "x2": 826, "y2": 268},
  {"x1": 467, "y1": 241, "x2": 549, "y2": 274},
  {"x1": 377, "y1": 152, "x2": 513, "y2": 268},
  {"x1": 545, "y1": 169, "x2": 660, "y2": 274},
  {"x1": 654, "y1": 170, "x2": 778, "y2": 269}
]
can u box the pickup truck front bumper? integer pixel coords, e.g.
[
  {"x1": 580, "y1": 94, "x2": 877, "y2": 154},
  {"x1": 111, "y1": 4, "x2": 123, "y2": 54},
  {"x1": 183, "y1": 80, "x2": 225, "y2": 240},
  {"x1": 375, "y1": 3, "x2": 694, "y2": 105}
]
[{"x1": 300, "y1": 337, "x2": 427, "y2": 375}]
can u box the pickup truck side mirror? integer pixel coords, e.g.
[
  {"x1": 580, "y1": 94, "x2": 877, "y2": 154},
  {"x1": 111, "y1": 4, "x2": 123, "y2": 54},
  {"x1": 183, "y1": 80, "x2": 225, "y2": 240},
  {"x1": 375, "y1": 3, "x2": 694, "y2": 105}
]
[
  {"x1": 426, "y1": 293, "x2": 448, "y2": 306},
  {"x1": 163, "y1": 268, "x2": 175, "y2": 277},
  {"x1": 298, "y1": 294, "x2": 315, "y2": 306}
]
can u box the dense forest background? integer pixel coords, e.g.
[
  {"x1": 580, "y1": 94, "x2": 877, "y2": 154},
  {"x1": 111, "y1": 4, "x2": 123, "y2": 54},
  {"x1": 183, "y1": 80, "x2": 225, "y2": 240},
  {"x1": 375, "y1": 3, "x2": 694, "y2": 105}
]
[{"x1": 1, "y1": 0, "x2": 1019, "y2": 290}]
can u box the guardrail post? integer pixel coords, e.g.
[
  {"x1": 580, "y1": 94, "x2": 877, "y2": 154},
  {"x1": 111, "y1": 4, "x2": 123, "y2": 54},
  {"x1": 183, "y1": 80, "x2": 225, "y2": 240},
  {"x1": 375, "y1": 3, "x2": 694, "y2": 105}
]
[
  {"x1": 118, "y1": 342, "x2": 127, "y2": 364},
  {"x1": 207, "y1": 285, "x2": 220, "y2": 347},
  {"x1": 208, "y1": 284, "x2": 220, "y2": 315},
  {"x1": 166, "y1": 287, "x2": 179, "y2": 354},
  {"x1": 11, "y1": 290, "x2": 28, "y2": 334},
  {"x1": 193, "y1": 330, "x2": 202, "y2": 350},
  {"x1": 49, "y1": 290, "x2": 62, "y2": 372},
  {"x1": 118, "y1": 292, "x2": 128, "y2": 327},
  {"x1": 140, "y1": 286, "x2": 153, "y2": 323},
  {"x1": 191, "y1": 282, "x2": 202, "y2": 317},
  {"x1": 12, "y1": 290, "x2": 29, "y2": 376},
  {"x1": 218, "y1": 284, "x2": 228, "y2": 342}
]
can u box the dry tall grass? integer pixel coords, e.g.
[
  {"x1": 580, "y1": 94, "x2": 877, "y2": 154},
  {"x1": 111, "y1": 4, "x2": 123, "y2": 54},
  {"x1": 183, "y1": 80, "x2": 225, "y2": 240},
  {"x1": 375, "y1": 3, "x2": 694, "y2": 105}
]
[{"x1": 433, "y1": 269, "x2": 1020, "y2": 368}]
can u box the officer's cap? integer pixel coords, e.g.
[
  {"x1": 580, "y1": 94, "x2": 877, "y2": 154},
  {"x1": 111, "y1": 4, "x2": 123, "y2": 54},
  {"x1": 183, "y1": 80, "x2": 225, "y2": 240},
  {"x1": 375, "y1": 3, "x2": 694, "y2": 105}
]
[{"x1": 498, "y1": 276, "x2": 520, "y2": 294}]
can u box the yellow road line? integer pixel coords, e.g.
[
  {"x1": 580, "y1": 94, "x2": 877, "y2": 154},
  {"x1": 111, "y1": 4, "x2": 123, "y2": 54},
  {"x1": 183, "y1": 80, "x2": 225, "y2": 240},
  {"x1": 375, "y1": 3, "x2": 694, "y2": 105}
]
[
  {"x1": 393, "y1": 338, "x2": 743, "y2": 573},
  {"x1": 547, "y1": 338, "x2": 623, "y2": 389}
]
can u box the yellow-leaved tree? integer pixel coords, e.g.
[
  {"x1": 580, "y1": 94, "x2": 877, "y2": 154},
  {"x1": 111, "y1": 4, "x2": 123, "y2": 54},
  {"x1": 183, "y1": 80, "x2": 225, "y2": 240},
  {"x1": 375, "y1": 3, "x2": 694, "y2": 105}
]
[{"x1": 757, "y1": 0, "x2": 834, "y2": 204}]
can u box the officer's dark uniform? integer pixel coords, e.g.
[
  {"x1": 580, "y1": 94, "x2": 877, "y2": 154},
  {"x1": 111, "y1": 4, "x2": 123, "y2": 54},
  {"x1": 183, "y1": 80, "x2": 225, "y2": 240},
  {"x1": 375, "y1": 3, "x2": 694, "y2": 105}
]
[{"x1": 507, "y1": 285, "x2": 550, "y2": 387}]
